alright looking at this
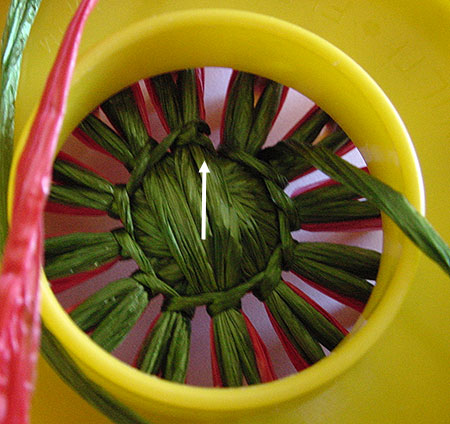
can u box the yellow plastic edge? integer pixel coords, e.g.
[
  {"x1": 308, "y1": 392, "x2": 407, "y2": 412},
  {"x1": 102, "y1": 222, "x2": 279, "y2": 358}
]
[
  {"x1": 6, "y1": 8, "x2": 427, "y2": 423},
  {"x1": 6, "y1": 1, "x2": 450, "y2": 423}
]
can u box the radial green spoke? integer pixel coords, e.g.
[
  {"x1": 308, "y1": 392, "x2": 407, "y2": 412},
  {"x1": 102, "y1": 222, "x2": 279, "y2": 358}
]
[{"x1": 101, "y1": 87, "x2": 156, "y2": 154}]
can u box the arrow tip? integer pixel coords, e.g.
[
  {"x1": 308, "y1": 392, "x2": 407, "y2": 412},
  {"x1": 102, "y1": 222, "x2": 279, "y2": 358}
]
[{"x1": 199, "y1": 161, "x2": 210, "y2": 174}]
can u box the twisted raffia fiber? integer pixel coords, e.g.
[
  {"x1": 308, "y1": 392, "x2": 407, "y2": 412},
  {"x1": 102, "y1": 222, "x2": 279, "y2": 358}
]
[{"x1": 45, "y1": 69, "x2": 380, "y2": 387}]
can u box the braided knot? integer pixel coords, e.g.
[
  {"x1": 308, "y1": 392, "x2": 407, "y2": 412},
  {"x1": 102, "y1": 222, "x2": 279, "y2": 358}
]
[
  {"x1": 221, "y1": 148, "x2": 300, "y2": 230},
  {"x1": 106, "y1": 121, "x2": 298, "y2": 320},
  {"x1": 163, "y1": 244, "x2": 288, "y2": 315},
  {"x1": 111, "y1": 185, "x2": 134, "y2": 235}
]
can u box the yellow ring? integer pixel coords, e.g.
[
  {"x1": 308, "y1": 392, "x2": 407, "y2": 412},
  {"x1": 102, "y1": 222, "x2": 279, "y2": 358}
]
[{"x1": 10, "y1": 9, "x2": 423, "y2": 423}]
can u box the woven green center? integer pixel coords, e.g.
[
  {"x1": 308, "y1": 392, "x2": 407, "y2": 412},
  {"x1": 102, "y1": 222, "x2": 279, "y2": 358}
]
[
  {"x1": 114, "y1": 119, "x2": 287, "y2": 315},
  {"x1": 45, "y1": 69, "x2": 380, "y2": 386}
]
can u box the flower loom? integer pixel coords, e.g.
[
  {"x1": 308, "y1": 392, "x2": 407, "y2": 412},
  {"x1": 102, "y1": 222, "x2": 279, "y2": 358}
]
[
  {"x1": 3, "y1": 3, "x2": 450, "y2": 424},
  {"x1": 45, "y1": 69, "x2": 381, "y2": 386}
]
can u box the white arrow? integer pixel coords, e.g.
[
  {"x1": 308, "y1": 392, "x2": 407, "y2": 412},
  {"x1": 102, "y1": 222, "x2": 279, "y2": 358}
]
[{"x1": 199, "y1": 161, "x2": 210, "y2": 240}]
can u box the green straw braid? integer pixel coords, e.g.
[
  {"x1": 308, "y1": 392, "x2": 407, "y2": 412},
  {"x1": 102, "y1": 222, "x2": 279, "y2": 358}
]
[{"x1": 45, "y1": 70, "x2": 381, "y2": 387}]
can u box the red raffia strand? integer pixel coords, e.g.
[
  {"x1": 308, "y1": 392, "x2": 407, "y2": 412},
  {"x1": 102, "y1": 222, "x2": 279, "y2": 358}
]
[
  {"x1": 283, "y1": 281, "x2": 348, "y2": 335},
  {"x1": 145, "y1": 79, "x2": 170, "y2": 134},
  {"x1": 219, "y1": 70, "x2": 288, "y2": 145},
  {"x1": 131, "y1": 82, "x2": 152, "y2": 137},
  {"x1": 273, "y1": 86, "x2": 289, "y2": 127},
  {"x1": 290, "y1": 271, "x2": 366, "y2": 312},
  {"x1": 301, "y1": 217, "x2": 382, "y2": 233},
  {"x1": 45, "y1": 200, "x2": 106, "y2": 216},
  {"x1": 72, "y1": 126, "x2": 121, "y2": 163},
  {"x1": 283, "y1": 104, "x2": 356, "y2": 182},
  {"x1": 146, "y1": 69, "x2": 206, "y2": 134},
  {"x1": 145, "y1": 75, "x2": 174, "y2": 134},
  {"x1": 290, "y1": 166, "x2": 382, "y2": 232},
  {"x1": 132, "y1": 312, "x2": 161, "y2": 368},
  {"x1": 282, "y1": 104, "x2": 320, "y2": 140},
  {"x1": 219, "y1": 70, "x2": 238, "y2": 144},
  {"x1": 242, "y1": 312, "x2": 277, "y2": 383},
  {"x1": 196, "y1": 68, "x2": 206, "y2": 121},
  {"x1": 50, "y1": 259, "x2": 119, "y2": 294},
  {"x1": 209, "y1": 320, "x2": 223, "y2": 387},
  {"x1": 45, "y1": 151, "x2": 111, "y2": 216},
  {"x1": 290, "y1": 167, "x2": 369, "y2": 198},
  {"x1": 0, "y1": 1, "x2": 98, "y2": 423},
  {"x1": 252, "y1": 75, "x2": 289, "y2": 133},
  {"x1": 264, "y1": 305, "x2": 310, "y2": 372}
]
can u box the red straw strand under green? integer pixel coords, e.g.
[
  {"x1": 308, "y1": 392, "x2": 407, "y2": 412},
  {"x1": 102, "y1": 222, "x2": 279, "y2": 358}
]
[{"x1": 0, "y1": 1, "x2": 98, "y2": 423}]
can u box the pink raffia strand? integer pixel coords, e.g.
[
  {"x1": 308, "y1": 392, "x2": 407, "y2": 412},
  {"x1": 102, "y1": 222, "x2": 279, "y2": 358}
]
[
  {"x1": 242, "y1": 313, "x2": 277, "y2": 383},
  {"x1": 290, "y1": 271, "x2": 366, "y2": 312},
  {"x1": 0, "y1": 1, "x2": 98, "y2": 423}
]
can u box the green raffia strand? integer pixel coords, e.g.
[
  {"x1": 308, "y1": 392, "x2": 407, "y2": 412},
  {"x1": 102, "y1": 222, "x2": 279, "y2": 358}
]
[
  {"x1": 291, "y1": 253, "x2": 374, "y2": 303},
  {"x1": 72, "y1": 277, "x2": 149, "y2": 353},
  {"x1": 0, "y1": 0, "x2": 41, "y2": 254},
  {"x1": 293, "y1": 181, "x2": 363, "y2": 205},
  {"x1": 295, "y1": 143, "x2": 450, "y2": 277},
  {"x1": 43, "y1": 66, "x2": 449, "y2": 392},
  {"x1": 0, "y1": 2, "x2": 152, "y2": 423},
  {"x1": 150, "y1": 72, "x2": 182, "y2": 130},
  {"x1": 295, "y1": 242, "x2": 380, "y2": 280},
  {"x1": 222, "y1": 72, "x2": 254, "y2": 152},
  {"x1": 137, "y1": 311, "x2": 191, "y2": 383},
  {"x1": 79, "y1": 114, "x2": 135, "y2": 168},
  {"x1": 41, "y1": 324, "x2": 152, "y2": 424},
  {"x1": 91, "y1": 285, "x2": 148, "y2": 352},
  {"x1": 292, "y1": 181, "x2": 381, "y2": 223},
  {"x1": 275, "y1": 282, "x2": 344, "y2": 350},
  {"x1": 70, "y1": 279, "x2": 141, "y2": 329},
  {"x1": 213, "y1": 308, "x2": 261, "y2": 386},
  {"x1": 221, "y1": 72, "x2": 284, "y2": 155},
  {"x1": 295, "y1": 199, "x2": 380, "y2": 224},
  {"x1": 44, "y1": 231, "x2": 121, "y2": 280},
  {"x1": 265, "y1": 288, "x2": 325, "y2": 364},
  {"x1": 258, "y1": 121, "x2": 350, "y2": 180},
  {"x1": 45, "y1": 69, "x2": 379, "y2": 387},
  {"x1": 101, "y1": 87, "x2": 156, "y2": 154}
]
